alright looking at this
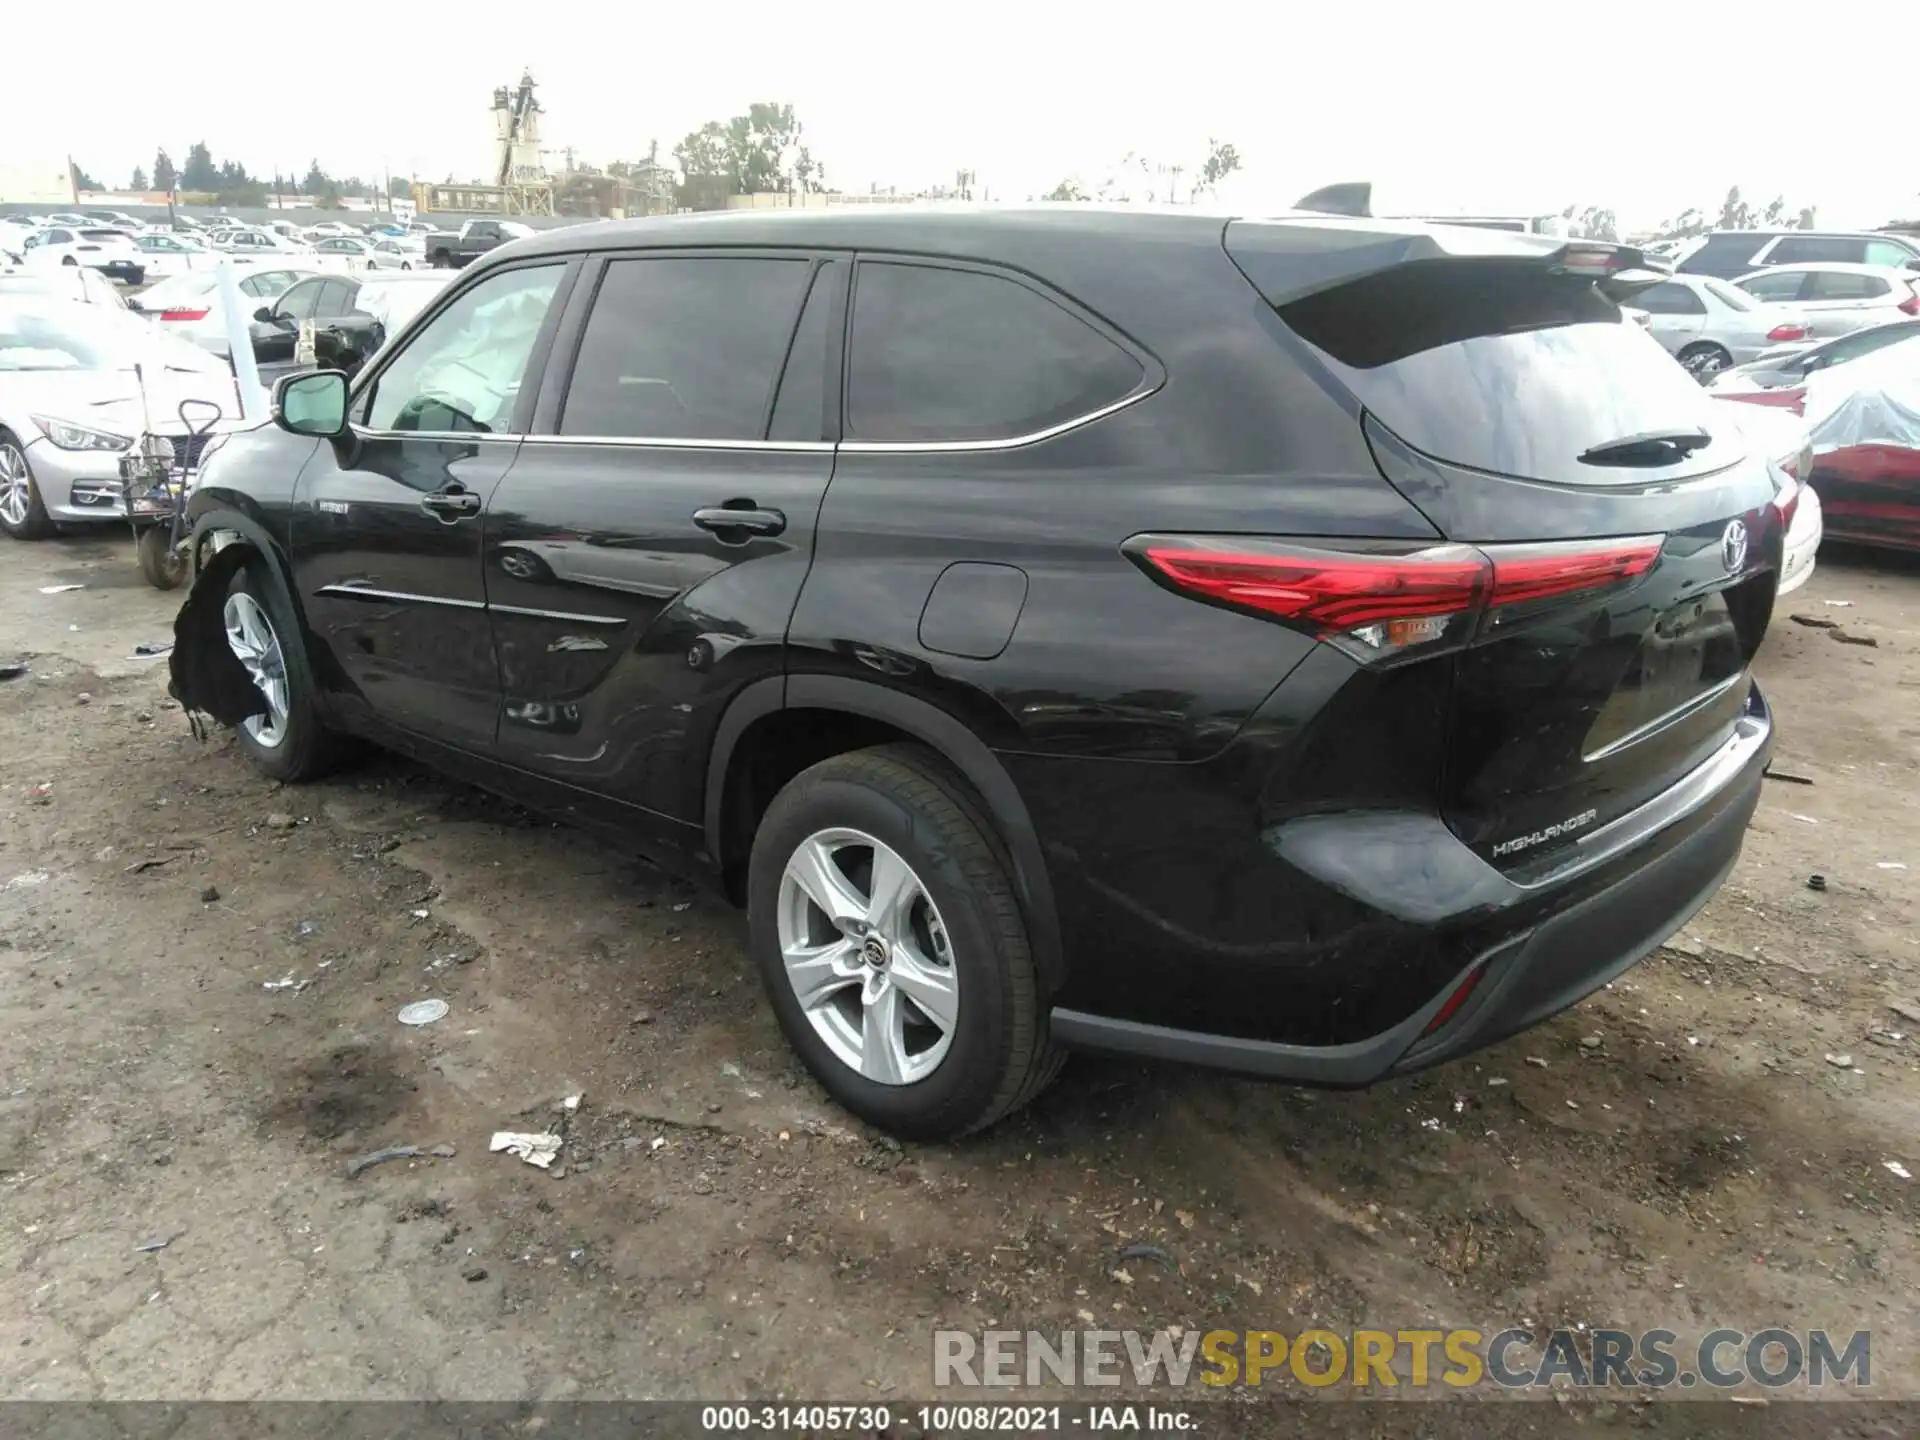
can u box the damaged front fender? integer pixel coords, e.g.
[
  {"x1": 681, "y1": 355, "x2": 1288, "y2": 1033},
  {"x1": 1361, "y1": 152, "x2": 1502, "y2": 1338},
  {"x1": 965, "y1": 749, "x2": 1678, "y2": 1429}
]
[{"x1": 168, "y1": 541, "x2": 270, "y2": 736}]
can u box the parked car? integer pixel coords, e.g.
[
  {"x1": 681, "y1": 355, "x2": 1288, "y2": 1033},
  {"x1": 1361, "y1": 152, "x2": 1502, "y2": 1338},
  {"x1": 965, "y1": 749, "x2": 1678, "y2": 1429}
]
[
  {"x1": 0, "y1": 299, "x2": 237, "y2": 538},
  {"x1": 0, "y1": 269, "x2": 130, "y2": 308},
  {"x1": 44, "y1": 212, "x2": 94, "y2": 228},
  {"x1": 1733, "y1": 263, "x2": 1920, "y2": 341},
  {"x1": 82, "y1": 210, "x2": 142, "y2": 229},
  {"x1": 207, "y1": 228, "x2": 314, "y2": 260},
  {"x1": 1797, "y1": 337, "x2": 1920, "y2": 551},
  {"x1": 130, "y1": 231, "x2": 221, "y2": 279},
  {"x1": 168, "y1": 209, "x2": 1787, "y2": 1138},
  {"x1": 1679, "y1": 230, "x2": 1920, "y2": 279},
  {"x1": 424, "y1": 218, "x2": 533, "y2": 268},
  {"x1": 1631, "y1": 274, "x2": 1813, "y2": 380},
  {"x1": 1710, "y1": 318, "x2": 1920, "y2": 394},
  {"x1": 130, "y1": 268, "x2": 315, "y2": 357},
  {"x1": 371, "y1": 236, "x2": 425, "y2": 269},
  {"x1": 18, "y1": 227, "x2": 145, "y2": 284},
  {"x1": 305, "y1": 221, "x2": 360, "y2": 238},
  {"x1": 1714, "y1": 402, "x2": 1821, "y2": 597}
]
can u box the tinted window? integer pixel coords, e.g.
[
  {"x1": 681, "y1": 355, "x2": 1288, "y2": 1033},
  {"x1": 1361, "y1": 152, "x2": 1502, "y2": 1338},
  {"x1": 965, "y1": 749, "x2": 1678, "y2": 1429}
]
[
  {"x1": 1280, "y1": 268, "x2": 1732, "y2": 486},
  {"x1": 769, "y1": 263, "x2": 837, "y2": 443},
  {"x1": 364, "y1": 263, "x2": 562, "y2": 433},
  {"x1": 559, "y1": 256, "x2": 811, "y2": 440},
  {"x1": 847, "y1": 262, "x2": 1144, "y2": 442},
  {"x1": 1739, "y1": 270, "x2": 1808, "y2": 302},
  {"x1": 1677, "y1": 233, "x2": 1766, "y2": 276},
  {"x1": 1810, "y1": 273, "x2": 1889, "y2": 301},
  {"x1": 276, "y1": 279, "x2": 324, "y2": 321},
  {"x1": 1702, "y1": 279, "x2": 1755, "y2": 311},
  {"x1": 1766, "y1": 236, "x2": 1863, "y2": 264},
  {"x1": 315, "y1": 279, "x2": 356, "y2": 316},
  {"x1": 1636, "y1": 283, "x2": 1705, "y2": 316}
]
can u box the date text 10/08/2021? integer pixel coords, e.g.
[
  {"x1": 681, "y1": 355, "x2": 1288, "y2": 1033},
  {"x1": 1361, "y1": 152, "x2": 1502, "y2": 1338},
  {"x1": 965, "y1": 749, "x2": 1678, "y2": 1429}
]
[{"x1": 700, "y1": 1406, "x2": 1193, "y2": 1432}]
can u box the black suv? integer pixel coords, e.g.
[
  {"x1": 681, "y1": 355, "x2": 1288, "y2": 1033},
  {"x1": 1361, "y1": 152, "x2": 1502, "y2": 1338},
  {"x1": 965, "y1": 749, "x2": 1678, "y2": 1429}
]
[
  {"x1": 1678, "y1": 229, "x2": 1920, "y2": 279},
  {"x1": 170, "y1": 208, "x2": 1785, "y2": 1138}
]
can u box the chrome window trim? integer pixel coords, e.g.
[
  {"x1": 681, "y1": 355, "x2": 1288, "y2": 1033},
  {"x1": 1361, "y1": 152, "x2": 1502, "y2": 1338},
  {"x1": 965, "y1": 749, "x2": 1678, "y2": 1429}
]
[
  {"x1": 518, "y1": 433, "x2": 833, "y2": 454},
  {"x1": 837, "y1": 382, "x2": 1159, "y2": 453},
  {"x1": 348, "y1": 425, "x2": 524, "y2": 444}
]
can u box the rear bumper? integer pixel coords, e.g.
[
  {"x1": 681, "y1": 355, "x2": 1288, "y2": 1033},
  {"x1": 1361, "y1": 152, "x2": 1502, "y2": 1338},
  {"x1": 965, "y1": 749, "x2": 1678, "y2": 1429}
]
[{"x1": 1048, "y1": 682, "x2": 1771, "y2": 1084}]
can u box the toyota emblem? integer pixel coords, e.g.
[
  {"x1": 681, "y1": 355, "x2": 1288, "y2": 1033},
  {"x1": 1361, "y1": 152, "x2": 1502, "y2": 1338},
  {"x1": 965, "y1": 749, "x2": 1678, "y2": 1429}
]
[{"x1": 1719, "y1": 519, "x2": 1749, "y2": 576}]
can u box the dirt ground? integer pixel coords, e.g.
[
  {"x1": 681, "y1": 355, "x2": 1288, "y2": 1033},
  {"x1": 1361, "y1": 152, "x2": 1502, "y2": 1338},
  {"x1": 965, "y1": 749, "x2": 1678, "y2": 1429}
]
[{"x1": 2, "y1": 528, "x2": 1917, "y2": 1421}]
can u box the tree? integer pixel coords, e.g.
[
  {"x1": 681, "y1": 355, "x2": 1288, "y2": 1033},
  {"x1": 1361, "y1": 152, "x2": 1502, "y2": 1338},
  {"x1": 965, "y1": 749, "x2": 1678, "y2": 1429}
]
[
  {"x1": 1192, "y1": 139, "x2": 1241, "y2": 199},
  {"x1": 1716, "y1": 185, "x2": 1754, "y2": 231},
  {"x1": 153, "y1": 149, "x2": 176, "y2": 193},
  {"x1": 70, "y1": 162, "x2": 101, "y2": 192},
  {"x1": 301, "y1": 159, "x2": 332, "y2": 196},
  {"x1": 180, "y1": 142, "x2": 218, "y2": 192},
  {"x1": 1043, "y1": 179, "x2": 1088, "y2": 202},
  {"x1": 1562, "y1": 204, "x2": 1619, "y2": 241},
  {"x1": 129, "y1": 165, "x2": 149, "y2": 191},
  {"x1": 674, "y1": 103, "x2": 823, "y2": 204},
  {"x1": 675, "y1": 120, "x2": 730, "y2": 181},
  {"x1": 389, "y1": 175, "x2": 412, "y2": 200},
  {"x1": 1796, "y1": 206, "x2": 1817, "y2": 230}
]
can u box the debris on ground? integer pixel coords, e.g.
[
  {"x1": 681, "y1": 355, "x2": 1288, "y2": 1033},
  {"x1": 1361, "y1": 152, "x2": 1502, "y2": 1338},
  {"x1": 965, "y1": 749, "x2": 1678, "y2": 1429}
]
[
  {"x1": 1878, "y1": 862, "x2": 1908, "y2": 871},
  {"x1": 131, "y1": 641, "x2": 173, "y2": 658},
  {"x1": 397, "y1": 999, "x2": 450, "y2": 1027},
  {"x1": 38, "y1": 584, "x2": 84, "y2": 595},
  {"x1": 1832, "y1": 630, "x2": 1879, "y2": 648},
  {"x1": 1825, "y1": 1053, "x2": 1855, "y2": 1068},
  {"x1": 1525, "y1": 1056, "x2": 1549, "y2": 1068},
  {"x1": 1823, "y1": 599, "x2": 1854, "y2": 607},
  {"x1": 1890, "y1": 1000, "x2": 1920, "y2": 1024},
  {"x1": 200, "y1": 885, "x2": 220, "y2": 903},
  {"x1": 1117, "y1": 1241, "x2": 1178, "y2": 1273},
  {"x1": 261, "y1": 974, "x2": 310, "y2": 993},
  {"x1": 1790, "y1": 813, "x2": 1821, "y2": 825},
  {"x1": 1580, "y1": 1034, "x2": 1603, "y2": 1049},
  {"x1": 345, "y1": 1143, "x2": 455, "y2": 1179},
  {"x1": 1790, "y1": 614, "x2": 1839, "y2": 629},
  {"x1": 1765, "y1": 767, "x2": 1816, "y2": 785},
  {"x1": 1808, "y1": 873, "x2": 1828, "y2": 891},
  {"x1": 265, "y1": 812, "x2": 297, "y2": 830},
  {"x1": 1886, "y1": 1162, "x2": 1913, "y2": 1182},
  {"x1": 0, "y1": 661, "x2": 25, "y2": 681},
  {"x1": 132, "y1": 1235, "x2": 173, "y2": 1253},
  {"x1": 124, "y1": 857, "x2": 175, "y2": 875},
  {"x1": 7, "y1": 871, "x2": 51, "y2": 890},
  {"x1": 491, "y1": 1131, "x2": 563, "y2": 1169},
  {"x1": 463, "y1": 1265, "x2": 488, "y2": 1282}
]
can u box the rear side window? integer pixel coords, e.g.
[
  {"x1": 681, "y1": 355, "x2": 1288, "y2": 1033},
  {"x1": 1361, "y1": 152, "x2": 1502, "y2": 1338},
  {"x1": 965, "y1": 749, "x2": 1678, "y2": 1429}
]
[
  {"x1": 1739, "y1": 270, "x2": 1808, "y2": 302},
  {"x1": 1810, "y1": 272, "x2": 1889, "y2": 300},
  {"x1": 1766, "y1": 236, "x2": 1863, "y2": 265},
  {"x1": 1275, "y1": 262, "x2": 1732, "y2": 485},
  {"x1": 1865, "y1": 240, "x2": 1918, "y2": 268},
  {"x1": 846, "y1": 261, "x2": 1144, "y2": 443},
  {"x1": 559, "y1": 256, "x2": 812, "y2": 440},
  {"x1": 1636, "y1": 283, "x2": 1705, "y2": 316},
  {"x1": 769, "y1": 262, "x2": 838, "y2": 443}
]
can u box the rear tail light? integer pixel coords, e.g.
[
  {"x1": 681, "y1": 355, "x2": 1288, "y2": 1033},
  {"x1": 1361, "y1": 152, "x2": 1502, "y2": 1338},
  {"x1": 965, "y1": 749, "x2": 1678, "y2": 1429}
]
[
  {"x1": 1130, "y1": 533, "x2": 1662, "y2": 665},
  {"x1": 1766, "y1": 322, "x2": 1809, "y2": 342},
  {"x1": 158, "y1": 308, "x2": 209, "y2": 321},
  {"x1": 1773, "y1": 477, "x2": 1801, "y2": 533},
  {"x1": 1900, "y1": 286, "x2": 1920, "y2": 317}
]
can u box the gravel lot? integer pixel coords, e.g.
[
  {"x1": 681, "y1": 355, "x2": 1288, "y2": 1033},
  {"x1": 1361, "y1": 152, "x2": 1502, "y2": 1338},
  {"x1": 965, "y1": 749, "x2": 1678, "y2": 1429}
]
[{"x1": 2, "y1": 529, "x2": 1917, "y2": 1422}]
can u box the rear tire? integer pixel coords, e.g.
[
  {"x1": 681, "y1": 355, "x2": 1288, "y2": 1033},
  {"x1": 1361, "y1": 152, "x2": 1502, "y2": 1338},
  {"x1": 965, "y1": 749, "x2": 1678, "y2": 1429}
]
[
  {"x1": 223, "y1": 562, "x2": 346, "y2": 783},
  {"x1": 1678, "y1": 342, "x2": 1732, "y2": 382},
  {"x1": 137, "y1": 526, "x2": 186, "y2": 590},
  {"x1": 0, "y1": 430, "x2": 52, "y2": 540},
  {"x1": 748, "y1": 744, "x2": 1063, "y2": 1140}
]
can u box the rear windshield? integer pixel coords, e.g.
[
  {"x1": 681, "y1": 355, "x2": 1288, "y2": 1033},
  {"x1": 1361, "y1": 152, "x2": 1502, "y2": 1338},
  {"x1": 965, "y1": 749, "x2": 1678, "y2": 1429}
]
[
  {"x1": 1271, "y1": 262, "x2": 1737, "y2": 485},
  {"x1": 1704, "y1": 279, "x2": 1755, "y2": 311}
]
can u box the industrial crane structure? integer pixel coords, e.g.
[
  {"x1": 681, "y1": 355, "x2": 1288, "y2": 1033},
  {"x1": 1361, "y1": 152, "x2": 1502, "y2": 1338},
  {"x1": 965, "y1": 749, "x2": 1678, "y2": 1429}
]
[{"x1": 491, "y1": 70, "x2": 555, "y2": 216}]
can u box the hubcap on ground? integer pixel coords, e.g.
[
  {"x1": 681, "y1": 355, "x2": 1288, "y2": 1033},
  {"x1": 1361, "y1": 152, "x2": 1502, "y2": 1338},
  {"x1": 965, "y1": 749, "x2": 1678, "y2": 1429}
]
[
  {"x1": 776, "y1": 827, "x2": 958, "y2": 1086},
  {"x1": 223, "y1": 592, "x2": 290, "y2": 749},
  {"x1": 0, "y1": 445, "x2": 30, "y2": 527}
]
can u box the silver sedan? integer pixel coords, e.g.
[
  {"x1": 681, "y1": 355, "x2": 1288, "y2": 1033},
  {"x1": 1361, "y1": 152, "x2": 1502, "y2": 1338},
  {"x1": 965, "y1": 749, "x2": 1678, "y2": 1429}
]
[{"x1": 1632, "y1": 274, "x2": 1814, "y2": 380}]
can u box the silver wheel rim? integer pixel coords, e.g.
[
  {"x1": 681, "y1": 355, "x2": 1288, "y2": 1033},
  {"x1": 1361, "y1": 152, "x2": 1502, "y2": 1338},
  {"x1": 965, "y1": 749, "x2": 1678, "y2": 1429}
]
[
  {"x1": 223, "y1": 592, "x2": 290, "y2": 749},
  {"x1": 776, "y1": 827, "x2": 959, "y2": 1086},
  {"x1": 0, "y1": 444, "x2": 30, "y2": 528}
]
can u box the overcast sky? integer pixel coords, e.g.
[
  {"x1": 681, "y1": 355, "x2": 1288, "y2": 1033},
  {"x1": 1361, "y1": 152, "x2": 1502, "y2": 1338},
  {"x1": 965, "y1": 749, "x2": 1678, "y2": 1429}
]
[{"x1": 18, "y1": 0, "x2": 1917, "y2": 230}]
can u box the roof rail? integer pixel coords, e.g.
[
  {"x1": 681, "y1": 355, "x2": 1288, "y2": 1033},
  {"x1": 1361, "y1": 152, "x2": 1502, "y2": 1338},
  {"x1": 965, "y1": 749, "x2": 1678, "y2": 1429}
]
[{"x1": 1293, "y1": 182, "x2": 1373, "y2": 218}]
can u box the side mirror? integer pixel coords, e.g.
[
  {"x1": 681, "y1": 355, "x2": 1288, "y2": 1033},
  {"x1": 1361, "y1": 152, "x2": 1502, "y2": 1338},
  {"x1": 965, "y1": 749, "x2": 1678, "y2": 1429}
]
[
  {"x1": 1907, "y1": 259, "x2": 1920, "y2": 273},
  {"x1": 273, "y1": 370, "x2": 349, "y2": 438},
  {"x1": 253, "y1": 305, "x2": 275, "y2": 324}
]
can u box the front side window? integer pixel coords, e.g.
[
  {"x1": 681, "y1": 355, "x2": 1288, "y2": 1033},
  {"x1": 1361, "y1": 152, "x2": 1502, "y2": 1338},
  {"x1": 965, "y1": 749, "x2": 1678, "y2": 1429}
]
[
  {"x1": 1864, "y1": 240, "x2": 1917, "y2": 268},
  {"x1": 558, "y1": 256, "x2": 812, "y2": 440},
  {"x1": 276, "y1": 280, "x2": 324, "y2": 322},
  {"x1": 846, "y1": 261, "x2": 1145, "y2": 443},
  {"x1": 363, "y1": 264, "x2": 562, "y2": 434}
]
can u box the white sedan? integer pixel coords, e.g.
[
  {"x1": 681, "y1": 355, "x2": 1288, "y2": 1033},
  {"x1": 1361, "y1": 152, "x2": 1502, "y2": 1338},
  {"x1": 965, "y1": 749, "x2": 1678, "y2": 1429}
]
[
  {"x1": 309, "y1": 236, "x2": 414, "y2": 272},
  {"x1": 1735, "y1": 263, "x2": 1920, "y2": 341},
  {"x1": 131, "y1": 268, "x2": 315, "y2": 358},
  {"x1": 130, "y1": 231, "x2": 223, "y2": 279},
  {"x1": 17, "y1": 226, "x2": 145, "y2": 284},
  {"x1": 0, "y1": 268, "x2": 129, "y2": 308},
  {"x1": 0, "y1": 299, "x2": 241, "y2": 538}
]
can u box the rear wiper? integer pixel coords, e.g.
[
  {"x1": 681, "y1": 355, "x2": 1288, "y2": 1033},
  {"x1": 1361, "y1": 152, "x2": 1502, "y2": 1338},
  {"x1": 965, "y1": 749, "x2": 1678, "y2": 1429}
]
[{"x1": 1578, "y1": 428, "x2": 1711, "y2": 467}]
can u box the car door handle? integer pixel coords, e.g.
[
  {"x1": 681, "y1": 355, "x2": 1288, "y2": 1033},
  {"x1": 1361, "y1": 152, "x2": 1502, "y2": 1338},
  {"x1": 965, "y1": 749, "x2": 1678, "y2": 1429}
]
[
  {"x1": 421, "y1": 487, "x2": 482, "y2": 519},
  {"x1": 693, "y1": 505, "x2": 786, "y2": 537}
]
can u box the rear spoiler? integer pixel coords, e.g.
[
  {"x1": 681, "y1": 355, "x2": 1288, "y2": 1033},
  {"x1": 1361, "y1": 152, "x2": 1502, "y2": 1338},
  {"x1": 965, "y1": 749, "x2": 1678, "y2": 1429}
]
[{"x1": 1279, "y1": 182, "x2": 1672, "y2": 301}]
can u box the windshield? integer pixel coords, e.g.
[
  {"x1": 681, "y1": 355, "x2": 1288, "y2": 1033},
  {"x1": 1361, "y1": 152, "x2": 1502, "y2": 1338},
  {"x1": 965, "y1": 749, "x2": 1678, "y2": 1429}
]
[
  {"x1": 500, "y1": 222, "x2": 535, "y2": 239},
  {"x1": 0, "y1": 302, "x2": 222, "y2": 373}
]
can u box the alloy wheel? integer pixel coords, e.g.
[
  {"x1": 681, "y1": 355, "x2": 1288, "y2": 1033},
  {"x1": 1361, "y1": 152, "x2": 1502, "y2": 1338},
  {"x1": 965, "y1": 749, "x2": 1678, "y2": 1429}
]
[
  {"x1": 0, "y1": 444, "x2": 30, "y2": 528},
  {"x1": 223, "y1": 591, "x2": 290, "y2": 749},
  {"x1": 776, "y1": 827, "x2": 959, "y2": 1085}
]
